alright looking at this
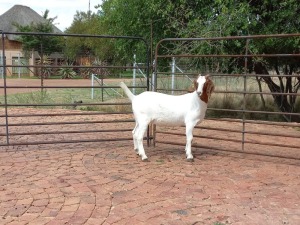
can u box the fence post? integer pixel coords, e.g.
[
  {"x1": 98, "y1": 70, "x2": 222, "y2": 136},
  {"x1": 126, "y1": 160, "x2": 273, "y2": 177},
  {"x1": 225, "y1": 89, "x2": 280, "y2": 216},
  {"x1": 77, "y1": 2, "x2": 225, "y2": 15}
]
[
  {"x1": 1, "y1": 31, "x2": 9, "y2": 145},
  {"x1": 171, "y1": 57, "x2": 175, "y2": 94},
  {"x1": 133, "y1": 54, "x2": 136, "y2": 95},
  {"x1": 242, "y1": 39, "x2": 250, "y2": 151},
  {"x1": 101, "y1": 77, "x2": 104, "y2": 102},
  {"x1": 91, "y1": 74, "x2": 94, "y2": 99},
  {"x1": 0, "y1": 51, "x2": 3, "y2": 79},
  {"x1": 18, "y1": 53, "x2": 21, "y2": 78},
  {"x1": 151, "y1": 60, "x2": 155, "y2": 91}
]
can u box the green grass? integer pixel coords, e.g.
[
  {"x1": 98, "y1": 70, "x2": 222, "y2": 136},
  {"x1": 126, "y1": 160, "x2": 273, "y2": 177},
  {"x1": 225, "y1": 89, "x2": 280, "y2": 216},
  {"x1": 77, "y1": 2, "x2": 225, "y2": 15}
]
[
  {"x1": 1, "y1": 76, "x2": 299, "y2": 123},
  {"x1": 6, "y1": 91, "x2": 55, "y2": 107}
]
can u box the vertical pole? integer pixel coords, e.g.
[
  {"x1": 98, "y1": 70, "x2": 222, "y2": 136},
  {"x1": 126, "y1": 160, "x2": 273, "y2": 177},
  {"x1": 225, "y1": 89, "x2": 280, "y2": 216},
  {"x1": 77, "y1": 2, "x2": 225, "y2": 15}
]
[
  {"x1": 152, "y1": 40, "x2": 161, "y2": 147},
  {"x1": 145, "y1": 43, "x2": 151, "y2": 146},
  {"x1": 151, "y1": 60, "x2": 155, "y2": 91},
  {"x1": 2, "y1": 31, "x2": 9, "y2": 145},
  {"x1": 0, "y1": 50, "x2": 3, "y2": 79},
  {"x1": 171, "y1": 57, "x2": 175, "y2": 95},
  {"x1": 101, "y1": 77, "x2": 104, "y2": 102},
  {"x1": 153, "y1": 56, "x2": 157, "y2": 92},
  {"x1": 133, "y1": 54, "x2": 136, "y2": 95},
  {"x1": 91, "y1": 74, "x2": 94, "y2": 99},
  {"x1": 242, "y1": 39, "x2": 250, "y2": 151},
  {"x1": 40, "y1": 42, "x2": 44, "y2": 93},
  {"x1": 18, "y1": 52, "x2": 21, "y2": 78}
]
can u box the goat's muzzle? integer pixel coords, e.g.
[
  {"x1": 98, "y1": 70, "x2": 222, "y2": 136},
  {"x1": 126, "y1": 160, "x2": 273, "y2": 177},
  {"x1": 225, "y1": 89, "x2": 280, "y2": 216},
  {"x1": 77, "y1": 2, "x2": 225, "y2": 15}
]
[{"x1": 197, "y1": 91, "x2": 202, "y2": 97}]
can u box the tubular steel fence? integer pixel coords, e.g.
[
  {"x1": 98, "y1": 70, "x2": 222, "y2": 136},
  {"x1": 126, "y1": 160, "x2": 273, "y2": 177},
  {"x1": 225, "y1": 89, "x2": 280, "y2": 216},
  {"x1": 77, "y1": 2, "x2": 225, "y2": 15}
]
[
  {"x1": 0, "y1": 31, "x2": 150, "y2": 146},
  {"x1": 1, "y1": 32, "x2": 299, "y2": 160},
  {"x1": 153, "y1": 34, "x2": 300, "y2": 160}
]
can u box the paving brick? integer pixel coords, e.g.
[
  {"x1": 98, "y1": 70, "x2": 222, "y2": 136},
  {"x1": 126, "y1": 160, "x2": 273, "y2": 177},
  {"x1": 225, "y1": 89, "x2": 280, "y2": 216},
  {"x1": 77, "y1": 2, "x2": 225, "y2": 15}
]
[
  {"x1": 85, "y1": 217, "x2": 106, "y2": 225},
  {"x1": 64, "y1": 197, "x2": 81, "y2": 206},
  {"x1": 6, "y1": 205, "x2": 28, "y2": 217},
  {"x1": 55, "y1": 211, "x2": 74, "y2": 220},
  {"x1": 32, "y1": 199, "x2": 49, "y2": 207},
  {"x1": 61, "y1": 204, "x2": 79, "y2": 212},
  {"x1": 6, "y1": 221, "x2": 28, "y2": 225}
]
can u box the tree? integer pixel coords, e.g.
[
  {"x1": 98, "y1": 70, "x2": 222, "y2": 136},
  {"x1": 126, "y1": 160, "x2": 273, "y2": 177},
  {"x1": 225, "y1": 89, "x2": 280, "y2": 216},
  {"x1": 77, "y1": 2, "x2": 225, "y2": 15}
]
[
  {"x1": 67, "y1": 0, "x2": 299, "y2": 121},
  {"x1": 14, "y1": 10, "x2": 64, "y2": 78},
  {"x1": 65, "y1": 11, "x2": 115, "y2": 62},
  {"x1": 248, "y1": 0, "x2": 300, "y2": 122},
  {"x1": 106, "y1": 0, "x2": 299, "y2": 121},
  {"x1": 99, "y1": 0, "x2": 172, "y2": 62},
  {"x1": 14, "y1": 10, "x2": 63, "y2": 56}
]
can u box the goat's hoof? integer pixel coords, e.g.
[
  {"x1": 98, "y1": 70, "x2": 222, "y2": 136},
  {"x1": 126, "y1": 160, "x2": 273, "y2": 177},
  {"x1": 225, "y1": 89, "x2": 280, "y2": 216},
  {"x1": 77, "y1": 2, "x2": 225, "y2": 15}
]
[
  {"x1": 142, "y1": 157, "x2": 149, "y2": 162},
  {"x1": 186, "y1": 158, "x2": 194, "y2": 162}
]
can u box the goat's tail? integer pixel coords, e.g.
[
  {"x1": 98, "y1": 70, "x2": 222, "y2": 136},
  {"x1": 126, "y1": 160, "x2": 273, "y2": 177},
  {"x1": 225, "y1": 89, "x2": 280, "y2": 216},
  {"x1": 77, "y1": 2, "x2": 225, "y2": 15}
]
[{"x1": 119, "y1": 82, "x2": 135, "y2": 101}]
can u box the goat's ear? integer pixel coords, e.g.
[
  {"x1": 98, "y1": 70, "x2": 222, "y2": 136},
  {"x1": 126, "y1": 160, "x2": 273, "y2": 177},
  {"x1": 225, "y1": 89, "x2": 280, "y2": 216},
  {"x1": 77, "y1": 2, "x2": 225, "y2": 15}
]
[
  {"x1": 205, "y1": 74, "x2": 210, "y2": 79},
  {"x1": 194, "y1": 80, "x2": 199, "y2": 90},
  {"x1": 187, "y1": 85, "x2": 194, "y2": 93},
  {"x1": 206, "y1": 79, "x2": 215, "y2": 99},
  {"x1": 187, "y1": 80, "x2": 198, "y2": 93}
]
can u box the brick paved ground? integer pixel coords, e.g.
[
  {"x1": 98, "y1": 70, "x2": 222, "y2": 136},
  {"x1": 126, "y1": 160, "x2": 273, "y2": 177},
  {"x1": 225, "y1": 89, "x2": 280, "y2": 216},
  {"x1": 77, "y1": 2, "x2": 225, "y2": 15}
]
[
  {"x1": 0, "y1": 141, "x2": 299, "y2": 225},
  {"x1": 0, "y1": 79, "x2": 299, "y2": 224}
]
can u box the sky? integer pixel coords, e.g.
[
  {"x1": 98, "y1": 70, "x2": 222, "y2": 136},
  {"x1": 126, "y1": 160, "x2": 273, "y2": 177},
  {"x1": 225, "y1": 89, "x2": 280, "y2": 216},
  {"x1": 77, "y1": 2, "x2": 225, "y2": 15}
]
[{"x1": 0, "y1": 0, "x2": 102, "y2": 31}]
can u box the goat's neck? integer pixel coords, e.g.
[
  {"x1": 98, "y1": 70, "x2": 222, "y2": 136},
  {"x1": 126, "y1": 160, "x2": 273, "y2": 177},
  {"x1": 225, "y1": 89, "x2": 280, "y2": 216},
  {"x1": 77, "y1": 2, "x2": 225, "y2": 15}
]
[{"x1": 191, "y1": 91, "x2": 208, "y2": 105}]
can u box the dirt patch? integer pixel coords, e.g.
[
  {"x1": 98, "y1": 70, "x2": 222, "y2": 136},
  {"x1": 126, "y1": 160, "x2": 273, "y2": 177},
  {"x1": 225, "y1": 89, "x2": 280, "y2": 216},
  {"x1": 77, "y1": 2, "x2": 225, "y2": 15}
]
[{"x1": 0, "y1": 78, "x2": 127, "y2": 95}]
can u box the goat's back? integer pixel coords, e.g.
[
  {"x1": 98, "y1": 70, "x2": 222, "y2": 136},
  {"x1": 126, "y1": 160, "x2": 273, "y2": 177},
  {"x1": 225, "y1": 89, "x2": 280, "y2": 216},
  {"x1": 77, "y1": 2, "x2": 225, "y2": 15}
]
[{"x1": 132, "y1": 91, "x2": 207, "y2": 126}]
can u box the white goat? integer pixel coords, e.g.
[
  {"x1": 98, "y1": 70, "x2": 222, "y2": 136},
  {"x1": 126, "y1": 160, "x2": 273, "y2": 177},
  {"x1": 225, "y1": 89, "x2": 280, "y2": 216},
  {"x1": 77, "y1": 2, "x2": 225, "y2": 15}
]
[{"x1": 120, "y1": 75, "x2": 214, "y2": 161}]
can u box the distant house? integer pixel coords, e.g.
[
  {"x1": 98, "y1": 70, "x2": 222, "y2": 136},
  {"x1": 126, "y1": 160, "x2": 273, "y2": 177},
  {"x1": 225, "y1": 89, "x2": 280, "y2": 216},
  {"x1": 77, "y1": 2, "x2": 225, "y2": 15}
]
[{"x1": 0, "y1": 5, "x2": 62, "y2": 77}]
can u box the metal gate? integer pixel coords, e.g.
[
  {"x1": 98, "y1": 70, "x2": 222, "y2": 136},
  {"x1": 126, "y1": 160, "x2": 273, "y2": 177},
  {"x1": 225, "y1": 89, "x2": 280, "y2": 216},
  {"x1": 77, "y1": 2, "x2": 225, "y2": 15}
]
[
  {"x1": 0, "y1": 31, "x2": 150, "y2": 146},
  {"x1": 153, "y1": 34, "x2": 300, "y2": 160},
  {"x1": 12, "y1": 56, "x2": 29, "y2": 76}
]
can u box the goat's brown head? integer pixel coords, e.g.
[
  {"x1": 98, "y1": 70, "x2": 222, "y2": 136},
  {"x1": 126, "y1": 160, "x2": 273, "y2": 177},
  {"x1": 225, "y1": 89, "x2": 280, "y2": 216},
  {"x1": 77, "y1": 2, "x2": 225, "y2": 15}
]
[{"x1": 188, "y1": 74, "x2": 215, "y2": 103}]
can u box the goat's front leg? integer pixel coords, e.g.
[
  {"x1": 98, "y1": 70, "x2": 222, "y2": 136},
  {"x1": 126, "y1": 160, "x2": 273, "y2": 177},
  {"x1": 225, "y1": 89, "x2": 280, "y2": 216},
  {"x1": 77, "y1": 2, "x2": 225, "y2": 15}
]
[{"x1": 185, "y1": 123, "x2": 195, "y2": 161}]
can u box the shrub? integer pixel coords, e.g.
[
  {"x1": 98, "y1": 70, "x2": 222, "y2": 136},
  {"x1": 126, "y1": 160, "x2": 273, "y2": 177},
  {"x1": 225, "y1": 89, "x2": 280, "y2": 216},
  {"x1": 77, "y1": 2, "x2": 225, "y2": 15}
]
[{"x1": 58, "y1": 64, "x2": 77, "y2": 79}]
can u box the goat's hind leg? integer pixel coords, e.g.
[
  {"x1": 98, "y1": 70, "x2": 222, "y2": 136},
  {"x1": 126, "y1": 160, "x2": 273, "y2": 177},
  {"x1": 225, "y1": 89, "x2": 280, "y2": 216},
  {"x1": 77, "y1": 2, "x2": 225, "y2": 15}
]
[
  {"x1": 132, "y1": 123, "x2": 139, "y2": 155},
  {"x1": 134, "y1": 121, "x2": 149, "y2": 161}
]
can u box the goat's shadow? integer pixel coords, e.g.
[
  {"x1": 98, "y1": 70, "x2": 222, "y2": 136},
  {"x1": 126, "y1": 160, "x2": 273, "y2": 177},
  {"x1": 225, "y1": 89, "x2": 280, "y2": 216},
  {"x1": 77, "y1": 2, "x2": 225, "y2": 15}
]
[{"x1": 145, "y1": 145, "x2": 300, "y2": 166}]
